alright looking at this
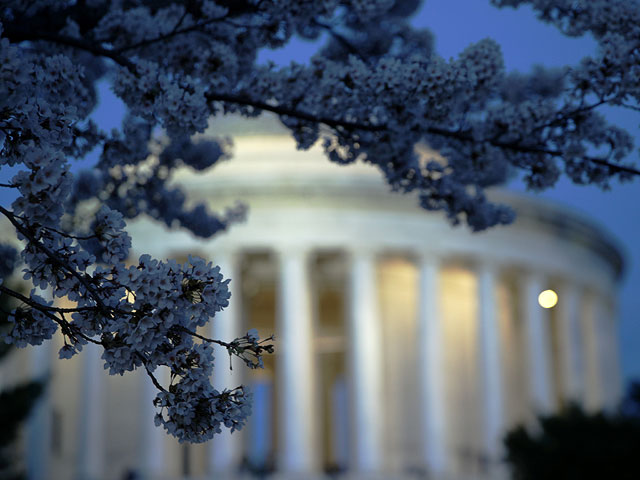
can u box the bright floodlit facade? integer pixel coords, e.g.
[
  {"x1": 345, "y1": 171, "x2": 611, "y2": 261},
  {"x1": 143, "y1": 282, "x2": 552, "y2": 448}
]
[{"x1": 4, "y1": 119, "x2": 623, "y2": 480}]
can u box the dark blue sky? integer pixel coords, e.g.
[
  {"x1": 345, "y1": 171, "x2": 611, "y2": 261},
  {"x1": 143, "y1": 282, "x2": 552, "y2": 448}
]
[{"x1": 255, "y1": 0, "x2": 640, "y2": 384}]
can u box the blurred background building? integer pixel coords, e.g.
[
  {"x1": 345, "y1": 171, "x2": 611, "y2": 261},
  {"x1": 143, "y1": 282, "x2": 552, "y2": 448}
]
[{"x1": 1, "y1": 118, "x2": 624, "y2": 480}]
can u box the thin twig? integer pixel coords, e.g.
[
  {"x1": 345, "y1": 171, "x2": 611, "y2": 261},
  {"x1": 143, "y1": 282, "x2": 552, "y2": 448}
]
[
  {"x1": 137, "y1": 353, "x2": 168, "y2": 393},
  {"x1": 0, "y1": 285, "x2": 99, "y2": 313},
  {"x1": 426, "y1": 125, "x2": 640, "y2": 176},
  {"x1": 177, "y1": 325, "x2": 232, "y2": 349},
  {"x1": 620, "y1": 102, "x2": 640, "y2": 112},
  {"x1": 206, "y1": 92, "x2": 385, "y2": 132}
]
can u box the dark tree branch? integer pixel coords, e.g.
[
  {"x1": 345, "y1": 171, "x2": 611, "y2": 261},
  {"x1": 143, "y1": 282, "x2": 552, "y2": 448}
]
[
  {"x1": 4, "y1": 28, "x2": 136, "y2": 70},
  {"x1": 11, "y1": 214, "x2": 100, "y2": 240},
  {"x1": 620, "y1": 102, "x2": 640, "y2": 112},
  {"x1": 170, "y1": 8, "x2": 189, "y2": 34},
  {"x1": 205, "y1": 92, "x2": 385, "y2": 131},
  {"x1": 0, "y1": 285, "x2": 98, "y2": 313},
  {"x1": 0, "y1": 284, "x2": 102, "y2": 345},
  {"x1": 207, "y1": 92, "x2": 640, "y2": 176},
  {"x1": 4, "y1": 28, "x2": 637, "y2": 178}
]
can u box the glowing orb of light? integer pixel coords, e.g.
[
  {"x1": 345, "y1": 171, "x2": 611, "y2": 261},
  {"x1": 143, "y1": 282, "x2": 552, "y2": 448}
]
[{"x1": 538, "y1": 289, "x2": 558, "y2": 309}]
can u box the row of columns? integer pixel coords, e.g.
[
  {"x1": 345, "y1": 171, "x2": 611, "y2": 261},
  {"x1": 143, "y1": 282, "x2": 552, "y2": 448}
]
[
  {"x1": 418, "y1": 259, "x2": 507, "y2": 476},
  {"x1": 205, "y1": 249, "x2": 389, "y2": 475},
  {"x1": 205, "y1": 250, "x2": 617, "y2": 477},
  {"x1": 420, "y1": 260, "x2": 619, "y2": 476},
  {"x1": 28, "y1": 249, "x2": 620, "y2": 479}
]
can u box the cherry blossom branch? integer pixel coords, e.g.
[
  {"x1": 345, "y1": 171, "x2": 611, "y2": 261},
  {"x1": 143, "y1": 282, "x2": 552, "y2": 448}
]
[
  {"x1": 38, "y1": 226, "x2": 98, "y2": 241},
  {"x1": 426, "y1": 125, "x2": 640, "y2": 176},
  {"x1": 1, "y1": 25, "x2": 379, "y2": 133},
  {"x1": 4, "y1": 28, "x2": 137, "y2": 70},
  {"x1": 7, "y1": 26, "x2": 636, "y2": 178},
  {"x1": 0, "y1": 285, "x2": 102, "y2": 346},
  {"x1": 177, "y1": 325, "x2": 274, "y2": 369},
  {"x1": 0, "y1": 206, "x2": 108, "y2": 311}
]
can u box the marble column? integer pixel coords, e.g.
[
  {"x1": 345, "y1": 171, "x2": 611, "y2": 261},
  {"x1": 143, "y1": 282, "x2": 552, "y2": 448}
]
[
  {"x1": 586, "y1": 293, "x2": 621, "y2": 411},
  {"x1": 347, "y1": 251, "x2": 383, "y2": 472},
  {"x1": 557, "y1": 282, "x2": 585, "y2": 404},
  {"x1": 26, "y1": 341, "x2": 52, "y2": 480},
  {"x1": 276, "y1": 248, "x2": 316, "y2": 472},
  {"x1": 522, "y1": 272, "x2": 553, "y2": 413},
  {"x1": 139, "y1": 368, "x2": 167, "y2": 478},
  {"x1": 477, "y1": 264, "x2": 504, "y2": 461},
  {"x1": 603, "y1": 300, "x2": 623, "y2": 409},
  {"x1": 596, "y1": 298, "x2": 617, "y2": 410},
  {"x1": 417, "y1": 255, "x2": 448, "y2": 476},
  {"x1": 208, "y1": 251, "x2": 242, "y2": 474},
  {"x1": 76, "y1": 342, "x2": 105, "y2": 480}
]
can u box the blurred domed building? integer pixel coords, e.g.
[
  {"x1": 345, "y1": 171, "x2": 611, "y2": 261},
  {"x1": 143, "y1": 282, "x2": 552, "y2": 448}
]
[{"x1": 4, "y1": 118, "x2": 623, "y2": 480}]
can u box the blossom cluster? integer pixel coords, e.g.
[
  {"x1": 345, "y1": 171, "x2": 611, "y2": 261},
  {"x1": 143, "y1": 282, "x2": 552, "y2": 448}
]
[{"x1": 0, "y1": 0, "x2": 638, "y2": 442}]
